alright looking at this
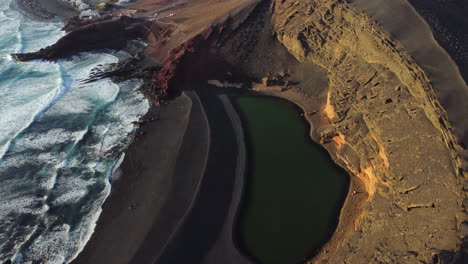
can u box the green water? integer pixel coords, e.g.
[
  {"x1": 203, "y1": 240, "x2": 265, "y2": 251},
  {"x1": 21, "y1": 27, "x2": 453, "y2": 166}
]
[{"x1": 234, "y1": 96, "x2": 348, "y2": 264}]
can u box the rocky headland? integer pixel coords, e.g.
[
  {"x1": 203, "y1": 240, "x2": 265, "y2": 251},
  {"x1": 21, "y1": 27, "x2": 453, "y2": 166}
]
[
  {"x1": 12, "y1": 16, "x2": 150, "y2": 61},
  {"x1": 11, "y1": 0, "x2": 467, "y2": 263}
]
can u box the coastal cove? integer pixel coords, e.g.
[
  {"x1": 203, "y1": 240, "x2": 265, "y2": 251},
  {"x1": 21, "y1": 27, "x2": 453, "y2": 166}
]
[
  {"x1": 2, "y1": 0, "x2": 466, "y2": 263},
  {"x1": 233, "y1": 96, "x2": 348, "y2": 264}
]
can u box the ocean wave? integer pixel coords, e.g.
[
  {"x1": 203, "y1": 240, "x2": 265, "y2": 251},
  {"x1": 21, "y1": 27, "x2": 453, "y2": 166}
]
[
  {"x1": 20, "y1": 21, "x2": 63, "y2": 53},
  {"x1": 17, "y1": 177, "x2": 110, "y2": 264},
  {"x1": 0, "y1": 66, "x2": 66, "y2": 162},
  {"x1": 68, "y1": 181, "x2": 110, "y2": 262},
  {"x1": 15, "y1": 21, "x2": 23, "y2": 53},
  {"x1": 20, "y1": 223, "x2": 71, "y2": 264},
  {"x1": 0, "y1": 3, "x2": 149, "y2": 261},
  {"x1": 0, "y1": 3, "x2": 21, "y2": 54},
  {"x1": 0, "y1": 6, "x2": 66, "y2": 162},
  {"x1": 13, "y1": 128, "x2": 85, "y2": 152}
]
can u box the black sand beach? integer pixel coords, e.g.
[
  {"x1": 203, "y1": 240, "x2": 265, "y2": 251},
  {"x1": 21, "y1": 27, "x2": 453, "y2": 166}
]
[
  {"x1": 200, "y1": 94, "x2": 251, "y2": 264},
  {"x1": 407, "y1": 0, "x2": 468, "y2": 84},
  {"x1": 72, "y1": 85, "x2": 253, "y2": 264},
  {"x1": 128, "y1": 90, "x2": 210, "y2": 264},
  {"x1": 155, "y1": 86, "x2": 251, "y2": 264},
  {"x1": 72, "y1": 92, "x2": 210, "y2": 264}
]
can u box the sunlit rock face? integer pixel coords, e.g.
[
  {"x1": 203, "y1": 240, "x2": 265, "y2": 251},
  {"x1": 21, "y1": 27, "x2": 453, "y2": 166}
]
[{"x1": 272, "y1": 0, "x2": 464, "y2": 263}]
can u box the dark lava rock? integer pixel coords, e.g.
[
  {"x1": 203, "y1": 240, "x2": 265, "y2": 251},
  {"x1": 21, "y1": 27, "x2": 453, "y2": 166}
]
[{"x1": 12, "y1": 16, "x2": 152, "y2": 61}]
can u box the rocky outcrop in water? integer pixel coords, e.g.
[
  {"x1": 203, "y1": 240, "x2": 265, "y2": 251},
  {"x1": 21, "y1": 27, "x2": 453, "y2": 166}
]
[
  {"x1": 81, "y1": 51, "x2": 159, "y2": 84},
  {"x1": 12, "y1": 16, "x2": 151, "y2": 61}
]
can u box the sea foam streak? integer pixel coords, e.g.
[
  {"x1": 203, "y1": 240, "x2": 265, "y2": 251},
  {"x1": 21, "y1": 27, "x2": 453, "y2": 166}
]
[{"x1": 0, "y1": 0, "x2": 149, "y2": 263}]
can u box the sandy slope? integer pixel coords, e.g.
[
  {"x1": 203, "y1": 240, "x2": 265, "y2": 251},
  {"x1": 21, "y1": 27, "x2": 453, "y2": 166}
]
[{"x1": 350, "y1": 0, "x2": 468, "y2": 153}]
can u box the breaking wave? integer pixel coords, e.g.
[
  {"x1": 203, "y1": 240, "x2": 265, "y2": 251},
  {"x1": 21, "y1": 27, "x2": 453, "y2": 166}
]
[{"x1": 0, "y1": 0, "x2": 149, "y2": 263}]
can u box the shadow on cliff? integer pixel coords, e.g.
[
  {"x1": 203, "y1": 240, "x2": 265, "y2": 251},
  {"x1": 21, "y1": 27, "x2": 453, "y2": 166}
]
[{"x1": 437, "y1": 237, "x2": 468, "y2": 264}]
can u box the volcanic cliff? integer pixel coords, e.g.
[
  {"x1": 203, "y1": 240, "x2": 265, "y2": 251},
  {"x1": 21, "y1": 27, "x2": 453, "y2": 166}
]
[
  {"x1": 151, "y1": 1, "x2": 467, "y2": 262},
  {"x1": 12, "y1": 0, "x2": 467, "y2": 263}
]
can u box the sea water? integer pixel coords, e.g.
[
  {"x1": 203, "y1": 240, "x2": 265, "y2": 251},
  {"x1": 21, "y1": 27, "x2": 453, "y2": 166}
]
[{"x1": 0, "y1": 0, "x2": 149, "y2": 263}]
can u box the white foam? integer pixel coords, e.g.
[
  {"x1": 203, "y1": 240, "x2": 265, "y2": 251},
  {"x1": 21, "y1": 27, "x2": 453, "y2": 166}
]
[
  {"x1": 109, "y1": 152, "x2": 125, "y2": 183},
  {"x1": 68, "y1": 179, "x2": 110, "y2": 263},
  {"x1": 98, "y1": 79, "x2": 149, "y2": 153},
  {"x1": 0, "y1": 6, "x2": 63, "y2": 262},
  {"x1": 50, "y1": 177, "x2": 95, "y2": 206},
  {"x1": 21, "y1": 224, "x2": 71, "y2": 264},
  {"x1": 72, "y1": 127, "x2": 89, "y2": 147},
  {"x1": 13, "y1": 129, "x2": 86, "y2": 151},
  {"x1": 20, "y1": 18, "x2": 64, "y2": 53},
  {"x1": 43, "y1": 53, "x2": 121, "y2": 117},
  {"x1": 0, "y1": 52, "x2": 122, "y2": 161},
  {"x1": 113, "y1": 153, "x2": 125, "y2": 175},
  {"x1": 0, "y1": 195, "x2": 38, "y2": 218},
  {"x1": 59, "y1": 0, "x2": 91, "y2": 11},
  {"x1": 0, "y1": 153, "x2": 31, "y2": 168},
  {"x1": 0, "y1": 4, "x2": 150, "y2": 261},
  {"x1": 0, "y1": 62, "x2": 62, "y2": 160},
  {"x1": 0, "y1": 1, "x2": 20, "y2": 54}
]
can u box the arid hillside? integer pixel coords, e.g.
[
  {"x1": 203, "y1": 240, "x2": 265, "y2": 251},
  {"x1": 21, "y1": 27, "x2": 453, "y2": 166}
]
[{"x1": 271, "y1": 0, "x2": 465, "y2": 263}]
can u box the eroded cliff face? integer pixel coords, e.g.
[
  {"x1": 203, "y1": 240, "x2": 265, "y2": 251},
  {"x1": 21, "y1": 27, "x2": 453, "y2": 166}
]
[{"x1": 272, "y1": 0, "x2": 465, "y2": 263}]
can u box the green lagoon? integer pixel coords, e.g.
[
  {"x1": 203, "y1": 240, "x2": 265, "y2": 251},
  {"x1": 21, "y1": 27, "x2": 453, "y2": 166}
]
[{"x1": 234, "y1": 96, "x2": 348, "y2": 264}]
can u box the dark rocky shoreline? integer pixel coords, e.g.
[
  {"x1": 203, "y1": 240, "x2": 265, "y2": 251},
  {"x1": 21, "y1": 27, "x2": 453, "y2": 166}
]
[
  {"x1": 10, "y1": 13, "x2": 170, "y2": 104},
  {"x1": 12, "y1": 16, "x2": 151, "y2": 61}
]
